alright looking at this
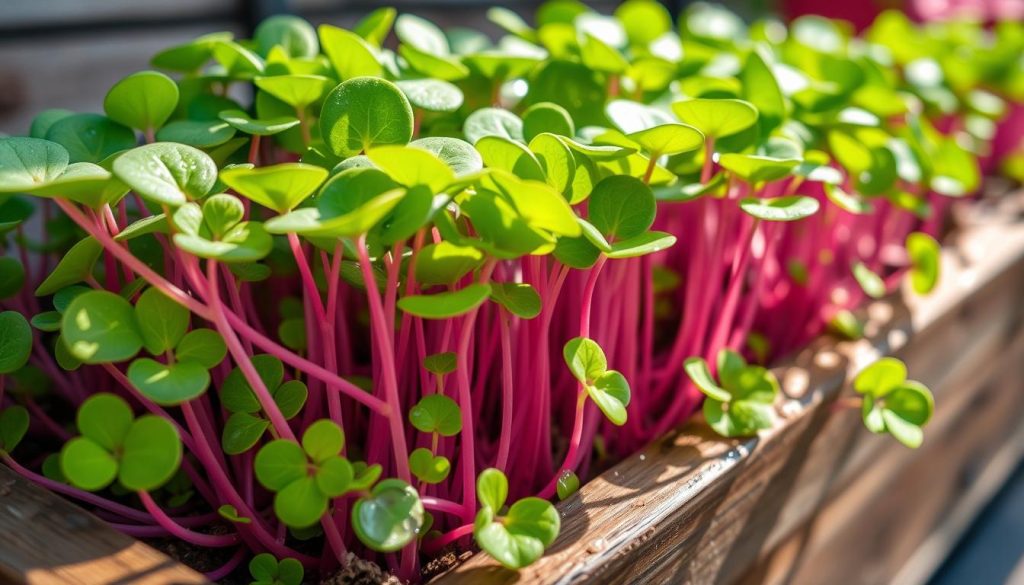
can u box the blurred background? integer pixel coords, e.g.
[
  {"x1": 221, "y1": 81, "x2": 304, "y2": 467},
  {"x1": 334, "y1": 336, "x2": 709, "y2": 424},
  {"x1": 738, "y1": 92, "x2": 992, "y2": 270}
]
[{"x1": 1, "y1": 0, "x2": 1022, "y2": 582}]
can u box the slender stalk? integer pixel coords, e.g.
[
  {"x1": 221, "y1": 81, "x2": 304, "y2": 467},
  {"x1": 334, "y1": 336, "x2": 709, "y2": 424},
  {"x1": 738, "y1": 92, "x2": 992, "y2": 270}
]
[{"x1": 138, "y1": 491, "x2": 239, "y2": 548}]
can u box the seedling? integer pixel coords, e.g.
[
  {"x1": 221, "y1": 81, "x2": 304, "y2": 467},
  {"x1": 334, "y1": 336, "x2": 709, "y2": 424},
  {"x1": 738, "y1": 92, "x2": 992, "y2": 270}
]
[
  {"x1": 684, "y1": 350, "x2": 780, "y2": 438},
  {"x1": 853, "y1": 357, "x2": 935, "y2": 448}
]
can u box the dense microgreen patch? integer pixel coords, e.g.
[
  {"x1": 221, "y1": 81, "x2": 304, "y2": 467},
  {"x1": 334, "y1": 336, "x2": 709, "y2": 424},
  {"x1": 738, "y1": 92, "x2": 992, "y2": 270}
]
[{"x1": 1, "y1": 2, "x2": 1012, "y2": 581}]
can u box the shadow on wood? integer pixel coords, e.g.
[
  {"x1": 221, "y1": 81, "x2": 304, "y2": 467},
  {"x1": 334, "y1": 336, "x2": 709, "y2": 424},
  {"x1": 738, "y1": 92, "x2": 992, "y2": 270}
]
[{"x1": 0, "y1": 465, "x2": 208, "y2": 585}]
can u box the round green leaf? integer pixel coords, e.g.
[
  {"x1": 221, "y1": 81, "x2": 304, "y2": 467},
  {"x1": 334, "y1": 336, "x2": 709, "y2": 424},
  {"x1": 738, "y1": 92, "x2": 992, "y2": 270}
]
[
  {"x1": 588, "y1": 370, "x2": 631, "y2": 426},
  {"x1": 45, "y1": 114, "x2": 136, "y2": 164},
  {"x1": 218, "y1": 110, "x2": 300, "y2": 136},
  {"x1": 104, "y1": 71, "x2": 179, "y2": 131},
  {"x1": 174, "y1": 328, "x2": 227, "y2": 368},
  {"x1": 828, "y1": 309, "x2": 864, "y2": 340},
  {"x1": 27, "y1": 161, "x2": 130, "y2": 210},
  {"x1": 218, "y1": 504, "x2": 252, "y2": 524},
  {"x1": 62, "y1": 291, "x2": 143, "y2": 364},
  {"x1": 489, "y1": 283, "x2": 541, "y2": 319},
  {"x1": 740, "y1": 48, "x2": 785, "y2": 133},
  {"x1": 127, "y1": 358, "x2": 210, "y2": 405},
  {"x1": 396, "y1": 79, "x2": 464, "y2": 113},
  {"x1": 275, "y1": 380, "x2": 308, "y2": 420},
  {"x1": 739, "y1": 196, "x2": 820, "y2": 221},
  {"x1": 255, "y1": 439, "x2": 308, "y2": 491},
  {"x1": 409, "y1": 137, "x2": 483, "y2": 177},
  {"x1": 628, "y1": 124, "x2": 704, "y2": 156},
  {"x1": 824, "y1": 183, "x2": 873, "y2": 214},
  {"x1": 35, "y1": 237, "x2": 102, "y2": 296},
  {"x1": 220, "y1": 354, "x2": 285, "y2": 413},
  {"x1": 670, "y1": 98, "x2": 758, "y2": 139},
  {"x1": 173, "y1": 199, "x2": 273, "y2": 263},
  {"x1": 0, "y1": 406, "x2": 30, "y2": 453},
  {"x1": 113, "y1": 143, "x2": 218, "y2": 208},
  {"x1": 719, "y1": 154, "x2": 799, "y2": 184},
  {"x1": 477, "y1": 136, "x2": 545, "y2": 181},
  {"x1": 316, "y1": 456, "x2": 354, "y2": 497},
  {"x1": 219, "y1": 163, "x2": 327, "y2": 214},
  {"x1": 119, "y1": 415, "x2": 182, "y2": 491},
  {"x1": 409, "y1": 394, "x2": 462, "y2": 436},
  {"x1": 0, "y1": 311, "x2": 32, "y2": 375},
  {"x1": 275, "y1": 476, "x2": 328, "y2": 528},
  {"x1": 522, "y1": 103, "x2": 574, "y2": 142},
  {"x1": 881, "y1": 409, "x2": 924, "y2": 448},
  {"x1": 249, "y1": 553, "x2": 278, "y2": 582},
  {"x1": 302, "y1": 419, "x2": 345, "y2": 464},
  {"x1": 529, "y1": 133, "x2": 576, "y2": 195},
  {"x1": 852, "y1": 262, "x2": 886, "y2": 299},
  {"x1": 256, "y1": 15, "x2": 318, "y2": 59},
  {"x1": 463, "y1": 108, "x2": 524, "y2": 145},
  {"x1": 0, "y1": 137, "x2": 69, "y2": 192},
  {"x1": 605, "y1": 231, "x2": 676, "y2": 259},
  {"x1": 30, "y1": 109, "x2": 75, "y2": 140},
  {"x1": 352, "y1": 479, "x2": 424, "y2": 552},
  {"x1": 134, "y1": 288, "x2": 189, "y2": 355},
  {"x1": 415, "y1": 241, "x2": 484, "y2": 287},
  {"x1": 354, "y1": 7, "x2": 396, "y2": 47},
  {"x1": 476, "y1": 468, "x2": 509, "y2": 512},
  {"x1": 854, "y1": 357, "x2": 907, "y2": 398},
  {"x1": 563, "y1": 337, "x2": 607, "y2": 385},
  {"x1": 320, "y1": 77, "x2": 414, "y2": 158},
  {"x1": 409, "y1": 447, "x2": 451, "y2": 484},
  {"x1": 397, "y1": 283, "x2": 492, "y2": 319},
  {"x1": 77, "y1": 393, "x2": 133, "y2": 451},
  {"x1": 351, "y1": 462, "x2": 384, "y2": 492},
  {"x1": 366, "y1": 145, "x2": 455, "y2": 194},
  {"x1": 31, "y1": 311, "x2": 61, "y2": 332},
  {"x1": 616, "y1": 0, "x2": 670, "y2": 44},
  {"x1": 588, "y1": 175, "x2": 655, "y2": 240},
  {"x1": 256, "y1": 75, "x2": 332, "y2": 110},
  {"x1": 885, "y1": 381, "x2": 934, "y2": 427},
  {"x1": 556, "y1": 470, "x2": 580, "y2": 501},
  {"x1": 703, "y1": 398, "x2": 774, "y2": 437},
  {"x1": 906, "y1": 232, "x2": 940, "y2": 295},
  {"x1": 222, "y1": 412, "x2": 271, "y2": 455},
  {"x1": 61, "y1": 437, "x2": 118, "y2": 491},
  {"x1": 395, "y1": 14, "x2": 450, "y2": 54},
  {"x1": 683, "y1": 356, "x2": 731, "y2": 402},
  {"x1": 319, "y1": 24, "x2": 383, "y2": 80},
  {"x1": 423, "y1": 352, "x2": 457, "y2": 376},
  {"x1": 155, "y1": 120, "x2": 237, "y2": 149},
  {"x1": 474, "y1": 496, "x2": 560, "y2": 569}
]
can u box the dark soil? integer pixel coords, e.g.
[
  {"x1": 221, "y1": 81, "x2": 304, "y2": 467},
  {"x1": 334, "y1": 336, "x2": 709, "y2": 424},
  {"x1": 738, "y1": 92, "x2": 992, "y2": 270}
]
[
  {"x1": 420, "y1": 543, "x2": 473, "y2": 582},
  {"x1": 320, "y1": 553, "x2": 401, "y2": 585}
]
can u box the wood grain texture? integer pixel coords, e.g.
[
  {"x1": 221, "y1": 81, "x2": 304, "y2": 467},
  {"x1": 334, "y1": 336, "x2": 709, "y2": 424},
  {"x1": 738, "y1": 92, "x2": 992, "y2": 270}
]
[
  {"x1": 0, "y1": 465, "x2": 209, "y2": 585},
  {"x1": 435, "y1": 194, "x2": 1024, "y2": 585},
  {"x1": 0, "y1": 26, "x2": 238, "y2": 136}
]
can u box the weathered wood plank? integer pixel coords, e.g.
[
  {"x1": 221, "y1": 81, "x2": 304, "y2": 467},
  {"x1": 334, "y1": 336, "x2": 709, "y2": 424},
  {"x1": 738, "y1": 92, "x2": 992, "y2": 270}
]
[
  {"x1": 436, "y1": 196, "x2": 1024, "y2": 584},
  {"x1": 0, "y1": 465, "x2": 209, "y2": 585},
  {"x1": 0, "y1": 1, "x2": 233, "y2": 29},
  {"x1": 737, "y1": 321, "x2": 1024, "y2": 585},
  {"x1": 0, "y1": 27, "x2": 238, "y2": 136}
]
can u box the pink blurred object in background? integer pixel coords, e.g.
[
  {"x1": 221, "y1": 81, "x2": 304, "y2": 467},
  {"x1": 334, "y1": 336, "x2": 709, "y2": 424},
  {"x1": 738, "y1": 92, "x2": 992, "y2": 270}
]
[
  {"x1": 784, "y1": 0, "x2": 1024, "y2": 29},
  {"x1": 910, "y1": 0, "x2": 1024, "y2": 21}
]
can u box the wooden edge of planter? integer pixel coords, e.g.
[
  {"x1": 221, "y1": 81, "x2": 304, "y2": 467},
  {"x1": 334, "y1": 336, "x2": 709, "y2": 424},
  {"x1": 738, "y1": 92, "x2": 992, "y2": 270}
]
[
  {"x1": 0, "y1": 463, "x2": 209, "y2": 585},
  {"x1": 436, "y1": 193, "x2": 1024, "y2": 584}
]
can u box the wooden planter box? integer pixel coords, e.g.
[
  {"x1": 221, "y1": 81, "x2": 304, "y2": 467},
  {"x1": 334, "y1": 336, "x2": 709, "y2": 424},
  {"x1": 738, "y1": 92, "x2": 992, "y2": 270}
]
[{"x1": 2, "y1": 192, "x2": 1024, "y2": 585}]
